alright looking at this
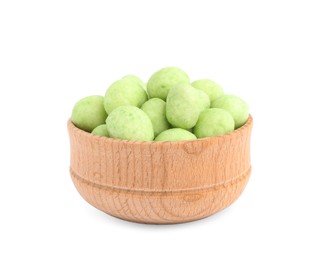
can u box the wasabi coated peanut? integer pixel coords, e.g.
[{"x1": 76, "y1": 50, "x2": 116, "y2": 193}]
[
  {"x1": 166, "y1": 83, "x2": 210, "y2": 129},
  {"x1": 155, "y1": 128, "x2": 197, "y2": 141},
  {"x1": 91, "y1": 124, "x2": 109, "y2": 137},
  {"x1": 211, "y1": 94, "x2": 249, "y2": 129},
  {"x1": 147, "y1": 67, "x2": 190, "y2": 100},
  {"x1": 122, "y1": 75, "x2": 147, "y2": 90},
  {"x1": 106, "y1": 106, "x2": 154, "y2": 141},
  {"x1": 71, "y1": 95, "x2": 107, "y2": 132},
  {"x1": 104, "y1": 78, "x2": 148, "y2": 115},
  {"x1": 194, "y1": 108, "x2": 235, "y2": 138},
  {"x1": 191, "y1": 79, "x2": 224, "y2": 102},
  {"x1": 141, "y1": 98, "x2": 171, "y2": 137}
]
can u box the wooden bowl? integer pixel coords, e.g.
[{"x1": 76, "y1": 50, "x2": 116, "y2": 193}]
[{"x1": 68, "y1": 115, "x2": 253, "y2": 224}]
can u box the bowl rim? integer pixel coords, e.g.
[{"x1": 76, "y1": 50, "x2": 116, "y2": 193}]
[{"x1": 67, "y1": 114, "x2": 253, "y2": 146}]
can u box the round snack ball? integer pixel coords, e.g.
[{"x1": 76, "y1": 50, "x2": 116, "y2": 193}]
[
  {"x1": 211, "y1": 94, "x2": 249, "y2": 129},
  {"x1": 122, "y1": 74, "x2": 146, "y2": 90},
  {"x1": 194, "y1": 108, "x2": 235, "y2": 138},
  {"x1": 155, "y1": 128, "x2": 197, "y2": 141},
  {"x1": 71, "y1": 95, "x2": 107, "y2": 132},
  {"x1": 141, "y1": 98, "x2": 170, "y2": 137},
  {"x1": 166, "y1": 83, "x2": 210, "y2": 129},
  {"x1": 191, "y1": 79, "x2": 224, "y2": 102},
  {"x1": 106, "y1": 106, "x2": 154, "y2": 141},
  {"x1": 91, "y1": 124, "x2": 109, "y2": 137},
  {"x1": 147, "y1": 67, "x2": 190, "y2": 100},
  {"x1": 104, "y1": 78, "x2": 148, "y2": 115}
]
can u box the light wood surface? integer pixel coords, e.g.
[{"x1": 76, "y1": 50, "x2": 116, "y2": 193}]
[{"x1": 68, "y1": 115, "x2": 253, "y2": 224}]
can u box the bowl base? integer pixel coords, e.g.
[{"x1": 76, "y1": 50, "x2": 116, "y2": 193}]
[{"x1": 70, "y1": 167, "x2": 251, "y2": 224}]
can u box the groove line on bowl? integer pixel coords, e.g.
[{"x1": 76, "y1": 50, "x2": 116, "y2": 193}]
[{"x1": 70, "y1": 166, "x2": 251, "y2": 195}]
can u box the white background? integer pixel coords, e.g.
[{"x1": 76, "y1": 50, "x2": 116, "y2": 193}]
[{"x1": 1, "y1": 0, "x2": 324, "y2": 259}]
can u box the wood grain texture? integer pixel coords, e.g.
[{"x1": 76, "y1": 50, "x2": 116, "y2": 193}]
[{"x1": 68, "y1": 115, "x2": 253, "y2": 224}]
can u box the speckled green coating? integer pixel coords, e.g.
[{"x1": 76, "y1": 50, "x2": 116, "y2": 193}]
[
  {"x1": 194, "y1": 108, "x2": 235, "y2": 138},
  {"x1": 122, "y1": 75, "x2": 147, "y2": 90},
  {"x1": 141, "y1": 98, "x2": 170, "y2": 137},
  {"x1": 91, "y1": 124, "x2": 109, "y2": 137},
  {"x1": 71, "y1": 95, "x2": 107, "y2": 132},
  {"x1": 104, "y1": 78, "x2": 148, "y2": 115},
  {"x1": 106, "y1": 106, "x2": 154, "y2": 141},
  {"x1": 155, "y1": 128, "x2": 197, "y2": 141},
  {"x1": 147, "y1": 67, "x2": 190, "y2": 100},
  {"x1": 166, "y1": 83, "x2": 210, "y2": 129},
  {"x1": 191, "y1": 79, "x2": 224, "y2": 102},
  {"x1": 211, "y1": 94, "x2": 249, "y2": 129}
]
